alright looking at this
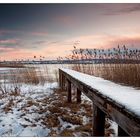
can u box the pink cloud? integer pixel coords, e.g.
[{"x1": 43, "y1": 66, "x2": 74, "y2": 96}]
[
  {"x1": 0, "y1": 47, "x2": 34, "y2": 60},
  {"x1": 0, "y1": 39, "x2": 19, "y2": 44},
  {"x1": 0, "y1": 47, "x2": 16, "y2": 52}
]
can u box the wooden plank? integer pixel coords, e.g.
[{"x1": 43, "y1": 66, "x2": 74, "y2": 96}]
[
  {"x1": 77, "y1": 88, "x2": 81, "y2": 103},
  {"x1": 118, "y1": 126, "x2": 129, "y2": 137},
  {"x1": 92, "y1": 103, "x2": 105, "y2": 136},
  {"x1": 67, "y1": 79, "x2": 71, "y2": 102}
]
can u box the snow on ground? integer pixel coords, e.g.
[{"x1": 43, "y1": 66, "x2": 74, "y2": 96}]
[
  {"x1": 0, "y1": 80, "x2": 94, "y2": 137},
  {"x1": 0, "y1": 81, "x2": 58, "y2": 136},
  {"x1": 61, "y1": 68, "x2": 140, "y2": 116}
]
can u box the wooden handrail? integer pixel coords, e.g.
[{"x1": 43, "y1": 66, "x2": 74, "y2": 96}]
[{"x1": 59, "y1": 68, "x2": 140, "y2": 137}]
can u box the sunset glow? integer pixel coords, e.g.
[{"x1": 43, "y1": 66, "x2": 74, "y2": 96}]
[{"x1": 1, "y1": 3, "x2": 140, "y2": 60}]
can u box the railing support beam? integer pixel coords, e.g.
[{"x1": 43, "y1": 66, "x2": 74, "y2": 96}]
[
  {"x1": 92, "y1": 103, "x2": 105, "y2": 136},
  {"x1": 67, "y1": 80, "x2": 71, "y2": 102},
  {"x1": 59, "y1": 70, "x2": 61, "y2": 88},
  {"x1": 77, "y1": 88, "x2": 81, "y2": 103},
  {"x1": 62, "y1": 74, "x2": 65, "y2": 90}
]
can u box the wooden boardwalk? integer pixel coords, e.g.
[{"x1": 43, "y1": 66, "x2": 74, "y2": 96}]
[{"x1": 59, "y1": 68, "x2": 140, "y2": 136}]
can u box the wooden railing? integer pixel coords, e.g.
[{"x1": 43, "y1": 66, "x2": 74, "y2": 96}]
[{"x1": 59, "y1": 68, "x2": 140, "y2": 137}]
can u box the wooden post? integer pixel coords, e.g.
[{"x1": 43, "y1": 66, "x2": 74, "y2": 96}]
[
  {"x1": 92, "y1": 103, "x2": 105, "y2": 136},
  {"x1": 59, "y1": 70, "x2": 62, "y2": 89},
  {"x1": 62, "y1": 74, "x2": 65, "y2": 90},
  {"x1": 62, "y1": 74, "x2": 64, "y2": 90},
  {"x1": 118, "y1": 126, "x2": 129, "y2": 137},
  {"x1": 77, "y1": 88, "x2": 81, "y2": 103},
  {"x1": 59, "y1": 72, "x2": 66, "y2": 91},
  {"x1": 63, "y1": 76, "x2": 66, "y2": 90},
  {"x1": 67, "y1": 80, "x2": 71, "y2": 102}
]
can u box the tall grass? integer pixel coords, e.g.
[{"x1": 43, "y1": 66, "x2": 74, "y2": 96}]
[
  {"x1": 8, "y1": 65, "x2": 56, "y2": 85},
  {"x1": 61, "y1": 45, "x2": 140, "y2": 88},
  {"x1": 0, "y1": 64, "x2": 58, "y2": 95}
]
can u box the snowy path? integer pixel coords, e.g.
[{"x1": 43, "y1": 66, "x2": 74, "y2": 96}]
[{"x1": 60, "y1": 68, "x2": 140, "y2": 117}]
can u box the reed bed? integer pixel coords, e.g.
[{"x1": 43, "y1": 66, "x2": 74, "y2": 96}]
[
  {"x1": 8, "y1": 65, "x2": 57, "y2": 85},
  {"x1": 0, "y1": 64, "x2": 58, "y2": 96},
  {"x1": 61, "y1": 45, "x2": 140, "y2": 88}
]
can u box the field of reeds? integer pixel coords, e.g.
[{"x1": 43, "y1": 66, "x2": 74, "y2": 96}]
[
  {"x1": 0, "y1": 64, "x2": 58, "y2": 96},
  {"x1": 60, "y1": 45, "x2": 140, "y2": 88}
]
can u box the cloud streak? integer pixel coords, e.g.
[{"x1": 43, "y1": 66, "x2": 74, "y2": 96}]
[
  {"x1": 31, "y1": 32, "x2": 48, "y2": 36},
  {"x1": 0, "y1": 39, "x2": 19, "y2": 45},
  {"x1": 33, "y1": 40, "x2": 47, "y2": 45},
  {"x1": 104, "y1": 4, "x2": 140, "y2": 15}
]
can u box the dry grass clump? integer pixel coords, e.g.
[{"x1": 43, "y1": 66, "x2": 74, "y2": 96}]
[
  {"x1": 61, "y1": 115, "x2": 82, "y2": 125},
  {"x1": 48, "y1": 130, "x2": 58, "y2": 136},
  {"x1": 9, "y1": 87, "x2": 20, "y2": 96},
  {"x1": 46, "y1": 115, "x2": 60, "y2": 127},
  {"x1": 26, "y1": 100, "x2": 39, "y2": 107},
  {"x1": 21, "y1": 67, "x2": 40, "y2": 85},
  {"x1": 75, "y1": 123, "x2": 92, "y2": 133},
  {"x1": 59, "y1": 129, "x2": 74, "y2": 136},
  {"x1": 3, "y1": 99, "x2": 14, "y2": 113},
  {"x1": 48, "y1": 105, "x2": 64, "y2": 114}
]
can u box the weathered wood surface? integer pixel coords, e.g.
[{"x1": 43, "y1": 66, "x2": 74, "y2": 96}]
[
  {"x1": 59, "y1": 69, "x2": 140, "y2": 136},
  {"x1": 77, "y1": 88, "x2": 81, "y2": 103},
  {"x1": 67, "y1": 79, "x2": 71, "y2": 102},
  {"x1": 92, "y1": 103, "x2": 105, "y2": 136}
]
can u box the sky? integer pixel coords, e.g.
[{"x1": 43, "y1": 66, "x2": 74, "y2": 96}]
[{"x1": 0, "y1": 3, "x2": 140, "y2": 60}]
